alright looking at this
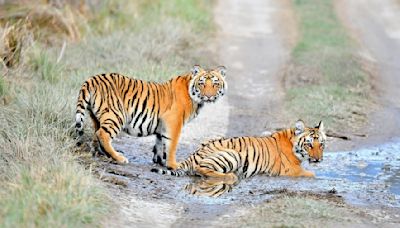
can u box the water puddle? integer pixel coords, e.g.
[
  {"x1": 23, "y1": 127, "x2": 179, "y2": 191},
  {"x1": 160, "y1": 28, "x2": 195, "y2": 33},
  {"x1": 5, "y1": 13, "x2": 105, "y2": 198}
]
[
  {"x1": 183, "y1": 140, "x2": 400, "y2": 207},
  {"x1": 313, "y1": 140, "x2": 400, "y2": 206}
]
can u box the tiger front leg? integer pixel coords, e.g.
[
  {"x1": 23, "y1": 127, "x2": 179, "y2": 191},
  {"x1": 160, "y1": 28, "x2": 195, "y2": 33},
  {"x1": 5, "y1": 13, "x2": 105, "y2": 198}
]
[
  {"x1": 163, "y1": 117, "x2": 183, "y2": 170},
  {"x1": 290, "y1": 166, "x2": 315, "y2": 178},
  {"x1": 195, "y1": 166, "x2": 239, "y2": 182}
]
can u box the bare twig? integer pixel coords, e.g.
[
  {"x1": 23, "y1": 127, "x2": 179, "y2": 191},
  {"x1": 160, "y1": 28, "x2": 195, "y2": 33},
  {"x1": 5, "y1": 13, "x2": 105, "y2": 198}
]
[
  {"x1": 56, "y1": 40, "x2": 66, "y2": 63},
  {"x1": 326, "y1": 130, "x2": 351, "y2": 140}
]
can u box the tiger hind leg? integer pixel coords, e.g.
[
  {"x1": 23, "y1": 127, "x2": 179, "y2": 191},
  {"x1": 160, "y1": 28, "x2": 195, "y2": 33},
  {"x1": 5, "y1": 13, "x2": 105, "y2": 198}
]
[
  {"x1": 89, "y1": 111, "x2": 103, "y2": 156},
  {"x1": 152, "y1": 134, "x2": 166, "y2": 166},
  {"x1": 96, "y1": 125, "x2": 128, "y2": 164},
  {"x1": 195, "y1": 149, "x2": 241, "y2": 181},
  {"x1": 195, "y1": 166, "x2": 238, "y2": 182}
]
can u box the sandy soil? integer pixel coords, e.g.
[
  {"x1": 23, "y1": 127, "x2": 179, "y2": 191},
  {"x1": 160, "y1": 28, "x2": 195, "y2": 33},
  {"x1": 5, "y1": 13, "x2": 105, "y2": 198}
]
[
  {"x1": 214, "y1": 0, "x2": 290, "y2": 137},
  {"x1": 96, "y1": 0, "x2": 400, "y2": 227}
]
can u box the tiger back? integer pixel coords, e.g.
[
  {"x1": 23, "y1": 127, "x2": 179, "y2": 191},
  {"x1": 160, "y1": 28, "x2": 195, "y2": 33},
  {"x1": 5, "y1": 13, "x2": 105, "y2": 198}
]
[{"x1": 75, "y1": 65, "x2": 227, "y2": 168}]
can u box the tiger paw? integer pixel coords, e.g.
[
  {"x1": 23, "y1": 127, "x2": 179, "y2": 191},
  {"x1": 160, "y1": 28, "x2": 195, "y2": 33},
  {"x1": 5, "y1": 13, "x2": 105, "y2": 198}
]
[
  {"x1": 115, "y1": 155, "x2": 129, "y2": 164},
  {"x1": 166, "y1": 162, "x2": 177, "y2": 170}
]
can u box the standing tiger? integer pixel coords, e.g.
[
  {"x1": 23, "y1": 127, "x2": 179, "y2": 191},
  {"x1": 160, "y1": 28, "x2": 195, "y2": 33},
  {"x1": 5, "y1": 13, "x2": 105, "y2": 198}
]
[
  {"x1": 151, "y1": 120, "x2": 326, "y2": 180},
  {"x1": 75, "y1": 65, "x2": 227, "y2": 169}
]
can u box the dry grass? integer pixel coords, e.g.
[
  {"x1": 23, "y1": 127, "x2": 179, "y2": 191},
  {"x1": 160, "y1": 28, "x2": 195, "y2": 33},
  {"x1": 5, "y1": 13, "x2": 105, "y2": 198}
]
[
  {"x1": 0, "y1": 0, "x2": 215, "y2": 226},
  {"x1": 0, "y1": 1, "x2": 86, "y2": 43},
  {"x1": 0, "y1": 20, "x2": 33, "y2": 68}
]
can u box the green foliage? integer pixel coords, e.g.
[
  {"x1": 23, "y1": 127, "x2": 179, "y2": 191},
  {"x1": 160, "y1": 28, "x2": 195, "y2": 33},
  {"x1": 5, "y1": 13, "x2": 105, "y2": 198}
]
[
  {"x1": 89, "y1": 0, "x2": 214, "y2": 34},
  {"x1": 0, "y1": 84, "x2": 109, "y2": 227},
  {"x1": 137, "y1": 0, "x2": 213, "y2": 32},
  {"x1": 238, "y1": 196, "x2": 357, "y2": 227},
  {"x1": 286, "y1": 0, "x2": 371, "y2": 129},
  {"x1": 31, "y1": 47, "x2": 63, "y2": 84},
  {"x1": 0, "y1": 75, "x2": 5, "y2": 97}
]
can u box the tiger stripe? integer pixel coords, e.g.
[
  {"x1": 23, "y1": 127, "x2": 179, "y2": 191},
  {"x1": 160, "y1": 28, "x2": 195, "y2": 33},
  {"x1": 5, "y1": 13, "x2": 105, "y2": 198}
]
[
  {"x1": 75, "y1": 65, "x2": 227, "y2": 167},
  {"x1": 151, "y1": 120, "x2": 326, "y2": 180}
]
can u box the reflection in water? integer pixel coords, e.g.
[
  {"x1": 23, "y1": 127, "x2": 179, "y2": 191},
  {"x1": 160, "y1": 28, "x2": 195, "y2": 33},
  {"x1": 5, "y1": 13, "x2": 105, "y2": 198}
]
[
  {"x1": 184, "y1": 178, "x2": 239, "y2": 197},
  {"x1": 183, "y1": 140, "x2": 400, "y2": 203},
  {"x1": 316, "y1": 144, "x2": 400, "y2": 196}
]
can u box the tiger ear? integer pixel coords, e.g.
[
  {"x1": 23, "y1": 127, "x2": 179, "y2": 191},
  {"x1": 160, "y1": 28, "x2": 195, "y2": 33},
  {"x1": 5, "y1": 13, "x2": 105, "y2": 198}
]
[
  {"x1": 317, "y1": 120, "x2": 325, "y2": 133},
  {"x1": 192, "y1": 65, "x2": 202, "y2": 76},
  {"x1": 295, "y1": 120, "x2": 305, "y2": 136},
  {"x1": 216, "y1": 66, "x2": 226, "y2": 77}
]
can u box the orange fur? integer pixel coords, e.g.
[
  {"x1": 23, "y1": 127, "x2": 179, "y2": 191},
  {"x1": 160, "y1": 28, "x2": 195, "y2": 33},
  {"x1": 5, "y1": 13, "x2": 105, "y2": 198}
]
[
  {"x1": 152, "y1": 120, "x2": 326, "y2": 179},
  {"x1": 75, "y1": 65, "x2": 227, "y2": 167}
]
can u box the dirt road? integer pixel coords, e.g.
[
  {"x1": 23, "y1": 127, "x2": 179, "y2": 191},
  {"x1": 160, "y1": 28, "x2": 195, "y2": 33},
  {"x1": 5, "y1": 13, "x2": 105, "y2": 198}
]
[{"x1": 215, "y1": 0, "x2": 290, "y2": 136}]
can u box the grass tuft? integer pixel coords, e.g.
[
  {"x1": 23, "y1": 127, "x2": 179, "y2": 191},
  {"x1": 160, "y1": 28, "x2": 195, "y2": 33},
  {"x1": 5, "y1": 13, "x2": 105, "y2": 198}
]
[
  {"x1": 30, "y1": 46, "x2": 63, "y2": 83},
  {"x1": 0, "y1": 19, "x2": 33, "y2": 68},
  {"x1": 0, "y1": 83, "x2": 109, "y2": 227},
  {"x1": 238, "y1": 196, "x2": 359, "y2": 227},
  {"x1": 0, "y1": 74, "x2": 5, "y2": 97}
]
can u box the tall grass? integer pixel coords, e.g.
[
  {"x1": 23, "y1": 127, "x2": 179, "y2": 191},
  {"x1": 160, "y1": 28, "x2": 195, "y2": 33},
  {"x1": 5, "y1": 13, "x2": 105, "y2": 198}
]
[
  {"x1": 0, "y1": 83, "x2": 109, "y2": 227},
  {"x1": 285, "y1": 0, "x2": 371, "y2": 130},
  {"x1": 0, "y1": 0, "x2": 214, "y2": 226}
]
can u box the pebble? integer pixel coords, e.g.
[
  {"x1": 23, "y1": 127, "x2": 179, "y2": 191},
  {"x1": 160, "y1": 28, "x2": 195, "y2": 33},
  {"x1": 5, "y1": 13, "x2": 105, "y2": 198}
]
[{"x1": 357, "y1": 160, "x2": 368, "y2": 169}]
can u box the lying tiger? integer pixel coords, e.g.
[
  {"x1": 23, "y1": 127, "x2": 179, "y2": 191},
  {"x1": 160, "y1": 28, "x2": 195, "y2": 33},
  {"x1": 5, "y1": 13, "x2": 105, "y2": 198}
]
[
  {"x1": 75, "y1": 65, "x2": 227, "y2": 169},
  {"x1": 151, "y1": 120, "x2": 326, "y2": 181}
]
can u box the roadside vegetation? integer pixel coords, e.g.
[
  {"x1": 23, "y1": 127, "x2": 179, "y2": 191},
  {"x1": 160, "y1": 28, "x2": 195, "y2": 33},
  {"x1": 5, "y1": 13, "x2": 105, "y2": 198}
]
[
  {"x1": 284, "y1": 0, "x2": 373, "y2": 132},
  {"x1": 0, "y1": 0, "x2": 214, "y2": 227},
  {"x1": 237, "y1": 195, "x2": 367, "y2": 227}
]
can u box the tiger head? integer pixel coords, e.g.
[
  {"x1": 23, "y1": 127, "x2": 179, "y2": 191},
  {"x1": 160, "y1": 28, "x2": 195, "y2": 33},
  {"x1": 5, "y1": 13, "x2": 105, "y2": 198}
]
[
  {"x1": 292, "y1": 120, "x2": 326, "y2": 163},
  {"x1": 189, "y1": 65, "x2": 227, "y2": 103}
]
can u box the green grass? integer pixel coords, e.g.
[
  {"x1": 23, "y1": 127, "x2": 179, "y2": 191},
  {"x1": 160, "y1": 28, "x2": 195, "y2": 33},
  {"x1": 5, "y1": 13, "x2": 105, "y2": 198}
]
[
  {"x1": 139, "y1": 0, "x2": 214, "y2": 31},
  {"x1": 89, "y1": 0, "x2": 214, "y2": 34},
  {"x1": 30, "y1": 46, "x2": 64, "y2": 83},
  {"x1": 0, "y1": 83, "x2": 109, "y2": 227},
  {"x1": 0, "y1": 0, "x2": 215, "y2": 226},
  {"x1": 238, "y1": 196, "x2": 359, "y2": 227},
  {"x1": 0, "y1": 74, "x2": 5, "y2": 97},
  {"x1": 286, "y1": 0, "x2": 371, "y2": 129}
]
